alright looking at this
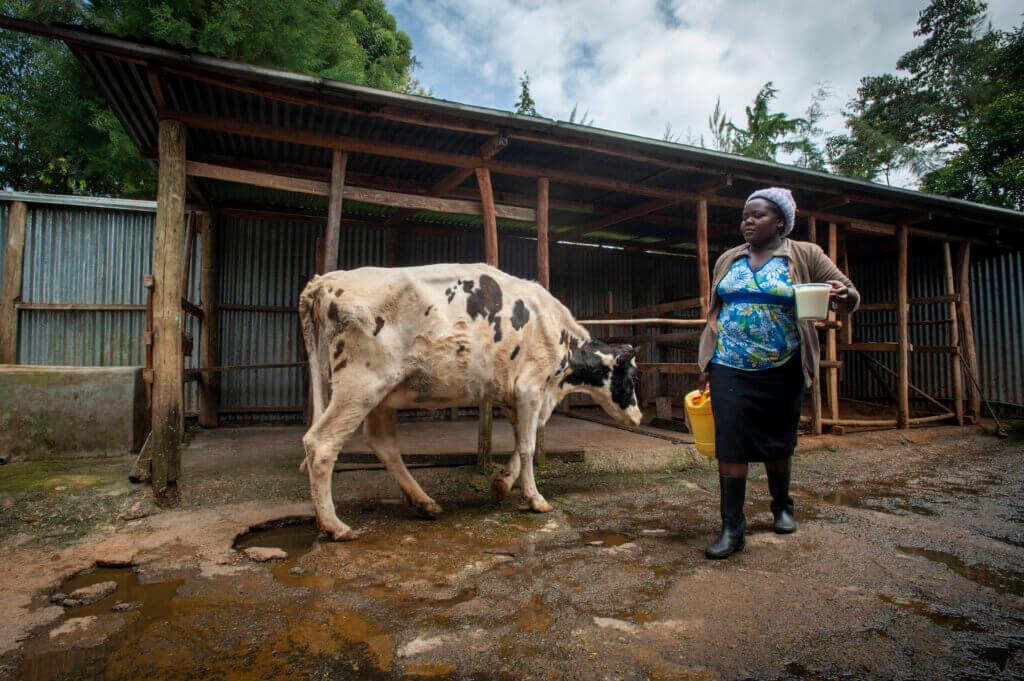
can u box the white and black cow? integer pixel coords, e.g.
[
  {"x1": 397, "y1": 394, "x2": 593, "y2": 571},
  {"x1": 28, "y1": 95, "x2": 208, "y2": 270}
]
[{"x1": 299, "y1": 263, "x2": 642, "y2": 540}]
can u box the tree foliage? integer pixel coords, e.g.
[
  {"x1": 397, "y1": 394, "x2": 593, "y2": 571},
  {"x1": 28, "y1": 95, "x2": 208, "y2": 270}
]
[
  {"x1": 514, "y1": 70, "x2": 539, "y2": 117},
  {"x1": 0, "y1": 0, "x2": 419, "y2": 197}
]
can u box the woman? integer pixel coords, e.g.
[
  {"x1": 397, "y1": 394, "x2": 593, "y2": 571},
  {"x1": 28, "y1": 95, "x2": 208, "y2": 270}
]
[{"x1": 696, "y1": 187, "x2": 859, "y2": 560}]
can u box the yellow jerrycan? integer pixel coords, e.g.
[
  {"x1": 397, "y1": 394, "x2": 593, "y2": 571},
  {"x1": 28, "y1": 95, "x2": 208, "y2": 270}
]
[{"x1": 684, "y1": 389, "x2": 715, "y2": 458}]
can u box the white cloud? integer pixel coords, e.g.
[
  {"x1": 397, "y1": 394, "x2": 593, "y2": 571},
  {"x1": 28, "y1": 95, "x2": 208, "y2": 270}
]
[{"x1": 391, "y1": 0, "x2": 1023, "y2": 168}]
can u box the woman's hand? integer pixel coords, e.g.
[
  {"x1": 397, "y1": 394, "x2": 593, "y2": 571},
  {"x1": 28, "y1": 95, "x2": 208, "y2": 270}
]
[
  {"x1": 698, "y1": 371, "x2": 709, "y2": 394},
  {"x1": 827, "y1": 280, "x2": 849, "y2": 310}
]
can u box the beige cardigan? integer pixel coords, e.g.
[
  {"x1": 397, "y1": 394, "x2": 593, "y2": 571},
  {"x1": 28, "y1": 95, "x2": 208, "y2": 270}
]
[{"x1": 697, "y1": 238, "x2": 860, "y2": 388}]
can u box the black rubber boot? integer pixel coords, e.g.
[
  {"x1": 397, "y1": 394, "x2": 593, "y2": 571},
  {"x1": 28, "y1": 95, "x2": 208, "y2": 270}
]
[
  {"x1": 705, "y1": 475, "x2": 747, "y2": 559},
  {"x1": 768, "y1": 470, "x2": 796, "y2": 534}
]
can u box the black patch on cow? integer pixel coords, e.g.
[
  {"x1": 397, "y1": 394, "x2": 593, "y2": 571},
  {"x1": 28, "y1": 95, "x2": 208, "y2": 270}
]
[
  {"x1": 569, "y1": 337, "x2": 580, "y2": 351},
  {"x1": 510, "y1": 299, "x2": 529, "y2": 330},
  {"x1": 334, "y1": 289, "x2": 344, "y2": 297},
  {"x1": 333, "y1": 340, "x2": 345, "y2": 359},
  {"x1": 373, "y1": 316, "x2": 385, "y2": 336},
  {"x1": 462, "y1": 279, "x2": 474, "y2": 293},
  {"x1": 445, "y1": 287, "x2": 455, "y2": 303},
  {"x1": 510, "y1": 345, "x2": 520, "y2": 360},
  {"x1": 610, "y1": 358, "x2": 639, "y2": 409},
  {"x1": 424, "y1": 305, "x2": 433, "y2": 316},
  {"x1": 559, "y1": 329, "x2": 569, "y2": 345},
  {"x1": 558, "y1": 355, "x2": 568, "y2": 372},
  {"x1": 560, "y1": 341, "x2": 611, "y2": 389},
  {"x1": 466, "y1": 275, "x2": 502, "y2": 323},
  {"x1": 457, "y1": 345, "x2": 466, "y2": 354},
  {"x1": 333, "y1": 359, "x2": 348, "y2": 372},
  {"x1": 493, "y1": 318, "x2": 502, "y2": 343},
  {"x1": 327, "y1": 302, "x2": 340, "y2": 322}
]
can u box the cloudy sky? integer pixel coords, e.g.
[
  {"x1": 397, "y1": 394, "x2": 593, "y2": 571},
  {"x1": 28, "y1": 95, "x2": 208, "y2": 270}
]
[{"x1": 389, "y1": 0, "x2": 1022, "y2": 166}]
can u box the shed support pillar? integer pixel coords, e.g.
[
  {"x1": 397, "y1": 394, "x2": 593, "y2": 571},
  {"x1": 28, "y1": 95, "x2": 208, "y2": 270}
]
[
  {"x1": 942, "y1": 242, "x2": 963, "y2": 425},
  {"x1": 535, "y1": 177, "x2": 550, "y2": 467},
  {"x1": 0, "y1": 201, "x2": 27, "y2": 364},
  {"x1": 198, "y1": 212, "x2": 219, "y2": 428},
  {"x1": 826, "y1": 223, "x2": 840, "y2": 430},
  {"x1": 151, "y1": 119, "x2": 187, "y2": 506},
  {"x1": 696, "y1": 199, "x2": 710, "y2": 319},
  {"x1": 324, "y1": 150, "x2": 347, "y2": 273},
  {"x1": 956, "y1": 243, "x2": 980, "y2": 422},
  {"x1": 896, "y1": 225, "x2": 910, "y2": 429},
  {"x1": 475, "y1": 167, "x2": 499, "y2": 472}
]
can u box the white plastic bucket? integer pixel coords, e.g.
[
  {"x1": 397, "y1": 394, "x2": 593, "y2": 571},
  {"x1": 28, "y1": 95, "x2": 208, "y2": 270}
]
[{"x1": 792, "y1": 283, "x2": 831, "y2": 320}]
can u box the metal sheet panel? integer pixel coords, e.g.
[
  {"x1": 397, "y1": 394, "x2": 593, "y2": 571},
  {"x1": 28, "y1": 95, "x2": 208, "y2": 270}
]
[
  {"x1": 972, "y1": 250, "x2": 1024, "y2": 408},
  {"x1": 0, "y1": 201, "x2": 8, "y2": 285}
]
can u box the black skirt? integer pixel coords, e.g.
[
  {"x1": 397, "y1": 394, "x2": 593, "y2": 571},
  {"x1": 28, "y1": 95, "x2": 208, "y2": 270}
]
[{"x1": 709, "y1": 353, "x2": 804, "y2": 463}]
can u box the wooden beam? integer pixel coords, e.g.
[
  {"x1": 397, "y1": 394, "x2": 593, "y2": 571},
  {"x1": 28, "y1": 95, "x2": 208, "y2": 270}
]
[
  {"x1": 637, "y1": 362, "x2": 701, "y2": 375},
  {"x1": 815, "y1": 195, "x2": 850, "y2": 211},
  {"x1": 604, "y1": 331, "x2": 700, "y2": 345},
  {"x1": 151, "y1": 118, "x2": 187, "y2": 506},
  {"x1": 956, "y1": 243, "x2": 980, "y2": 421},
  {"x1": 146, "y1": 66, "x2": 167, "y2": 109},
  {"x1": 386, "y1": 134, "x2": 508, "y2": 225},
  {"x1": 586, "y1": 296, "x2": 702, "y2": 320},
  {"x1": 697, "y1": 199, "x2": 710, "y2": 318},
  {"x1": 0, "y1": 201, "x2": 27, "y2": 364},
  {"x1": 180, "y1": 211, "x2": 197, "y2": 294},
  {"x1": 184, "y1": 160, "x2": 537, "y2": 221},
  {"x1": 838, "y1": 342, "x2": 907, "y2": 353},
  {"x1": 198, "y1": 213, "x2": 219, "y2": 428},
  {"x1": 896, "y1": 224, "x2": 910, "y2": 429},
  {"x1": 943, "y1": 242, "x2": 963, "y2": 425},
  {"x1": 557, "y1": 198, "x2": 679, "y2": 241},
  {"x1": 537, "y1": 177, "x2": 550, "y2": 289},
  {"x1": 807, "y1": 215, "x2": 817, "y2": 245},
  {"x1": 693, "y1": 172, "x2": 733, "y2": 194},
  {"x1": 163, "y1": 109, "x2": 727, "y2": 203},
  {"x1": 324, "y1": 150, "x2": 348, "y2": 273},
  {"x1": 579, "y1": 318, "x2": 706, "y2": 328},
  {"x1": 826, "y1": 222, "x2": 839, "y2": 428},
  {"x1": 475, "y1": 166, "x2": 498, "y2": 473}
]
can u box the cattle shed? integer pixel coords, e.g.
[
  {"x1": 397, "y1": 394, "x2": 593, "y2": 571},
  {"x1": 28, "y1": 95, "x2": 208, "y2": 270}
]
[{"x1": 2, "y1": 17, "x2": 1023, "y2": 503}]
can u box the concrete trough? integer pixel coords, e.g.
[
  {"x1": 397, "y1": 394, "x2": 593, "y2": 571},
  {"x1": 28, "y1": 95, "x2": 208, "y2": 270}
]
[{"x1": 0, "y1": 365, "x2": 147, "y2": 461}]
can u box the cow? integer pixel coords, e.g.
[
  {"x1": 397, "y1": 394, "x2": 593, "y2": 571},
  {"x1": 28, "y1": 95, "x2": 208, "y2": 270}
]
[{"x1": 298, "y1": 263, "x2": 642, "y2": 540}]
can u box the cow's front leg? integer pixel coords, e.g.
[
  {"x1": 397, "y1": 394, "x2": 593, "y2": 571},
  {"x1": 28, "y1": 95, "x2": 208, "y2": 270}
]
[
  {"x1": 491, "y1": 408, "x2": 521, "y2": 503},
  {"x1": 514, "y1": 399, "x2": 552, "y2": 513},
  {"x1": 365, "y1": 407, "x2": 442, "y2": 518},
  {"x1": 303, "y1": 399, "x2": 373, "y2": 541}
]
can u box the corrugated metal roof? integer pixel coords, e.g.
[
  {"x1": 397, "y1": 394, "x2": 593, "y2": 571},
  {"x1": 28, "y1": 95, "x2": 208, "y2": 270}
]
[{"x1": 2, "y1": 15, "x2": 1023, "y2": 252}]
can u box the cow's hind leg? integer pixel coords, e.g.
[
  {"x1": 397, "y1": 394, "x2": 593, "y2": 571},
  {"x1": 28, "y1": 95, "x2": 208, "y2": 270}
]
[
  {"x1": 491, "y1": 408, "x2": 521, "y2": 503},
  {"x1": 514, "y1": 399, "x2": 552, "y2": 513},
  {"x1": 365, "y1": 407, "x2": 442, "y2": 518},
  {"x1": 303, "y1": 395, "x2": 376, "y2": 541}
]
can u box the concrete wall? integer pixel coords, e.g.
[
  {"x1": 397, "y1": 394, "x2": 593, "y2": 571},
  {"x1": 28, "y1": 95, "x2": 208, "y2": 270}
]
[{"x1": 0, "y1": 365, "x2": 147, "y2": 460}]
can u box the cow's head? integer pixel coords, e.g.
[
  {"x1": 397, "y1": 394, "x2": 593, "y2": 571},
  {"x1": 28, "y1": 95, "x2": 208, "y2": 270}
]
[{"x1": 561, "y1": 340, "x2": 642, "y2": 427}]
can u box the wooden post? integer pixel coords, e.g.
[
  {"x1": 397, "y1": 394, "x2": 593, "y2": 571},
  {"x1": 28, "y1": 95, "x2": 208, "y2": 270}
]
[
  {"x1": 807, "y1": 216, "x2": 817, "y2": 245},
  {"x1": 943, "y1": 242, "x2": 963, "y2": 425},
  {"x1": 475, "y1": 166, "x2": 499, "y2": 473},
  {"x1": 956, "y1": 243, "x2": 980, "y2": 422},
  {"x1": 198, "y1": 213, "x2": 219, "y2": 428},
  {"x1": 696, "y1": 199, "x2": 710, "y2": 318},
  {"x1": 826, "y1": 223, "x2": 839, "y2": 428},
  {"x1": 151, "y1": 119, "x2": 187, "y2": 506},
  {"x1": 385, "y1": 227, "x2": 398, "y2": 267},
  {"x1": 811, "y1": 376, "x2": 823, "y2": 435},
  {"x1": 324, "y1": 150, "x2": 347, "y2": 273},
  {"x1": 535, "y1": 176, "x2": 550, "y2": 466},
  {"x1": 537, "y1": 177, "x2": 550, "y2": 289},
  {"x1": 896, "y1": 225, "x2": 910, "y2": 429},
  {"x1": 0, "y1": 201, "x2": 27, "y2": 364},
  {"x1": 475, "y1": 168, "x2": 498, "y2": 266}
]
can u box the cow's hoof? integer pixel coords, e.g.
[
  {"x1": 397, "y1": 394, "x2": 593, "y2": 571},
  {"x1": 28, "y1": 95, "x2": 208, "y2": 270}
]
[
  {"x1": 529, "y1": 499, "x2": 554, "y2": 513},
  {"x1": 491, "y1": 477, "x2": 510, "y2": 503},
  {"x1": 328, "y1": 528, "x2": 360, "y2": 542},
  {"x1": 415, "y1": 500, "x2": 443, "y2": 518}
]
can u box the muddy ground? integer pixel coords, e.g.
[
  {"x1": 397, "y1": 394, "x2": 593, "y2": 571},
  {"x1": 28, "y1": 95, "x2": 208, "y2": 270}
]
[{"x1": 0, "y1": 420, "x2": 1022, "y2": 681}]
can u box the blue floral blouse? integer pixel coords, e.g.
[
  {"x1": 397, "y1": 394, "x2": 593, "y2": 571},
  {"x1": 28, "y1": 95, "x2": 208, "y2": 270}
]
[{"x1": 711, "y1": 256, "x2": 801, "y2": 370}]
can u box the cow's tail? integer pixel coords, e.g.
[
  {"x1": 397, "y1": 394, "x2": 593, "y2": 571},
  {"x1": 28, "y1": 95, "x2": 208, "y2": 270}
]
[{"x1": 299, "y1": 275, "x2": 327, "y2": 432}]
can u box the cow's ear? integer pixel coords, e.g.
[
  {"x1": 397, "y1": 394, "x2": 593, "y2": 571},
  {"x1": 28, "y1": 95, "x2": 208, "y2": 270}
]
[{"x1": 614, "y1": 345, "x2": 636, "y2": 361}]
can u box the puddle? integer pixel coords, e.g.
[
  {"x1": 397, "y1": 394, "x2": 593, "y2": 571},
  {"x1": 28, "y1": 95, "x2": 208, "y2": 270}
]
[
  {"x1": 898, "y1": 546, "x2": 1024, "y2": 597},
  {"x1": 877, "y1": 593, "x2": 981, "y2": 631},
  {"x1": 233, "y1": 519, "x2": 345, "y2": 592},
  {"x1": 972, "y1": 641, "x2": 1022, "y2": 672},
  {"x1": 581, "y1": 530, "x2": 632, "y2": 547},
  {"x1": 817, "y1": 490, "x2": 937, "y2": 517}
]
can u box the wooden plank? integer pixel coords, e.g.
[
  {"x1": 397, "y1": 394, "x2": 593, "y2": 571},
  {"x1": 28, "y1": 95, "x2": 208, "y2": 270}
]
[
  {"x1": 909, "y1": 413, "x2": 957, "y2": 425},
  {"x1": 943, "y1": 242, "x2": 963, "y2": 425},
  {"x1": 558, "y1": 198, "x2": 679, "y2": 241},
  {"x1": 896, "y1": 224, "x2": 910, "y2": 429},
  {"x1": 180, "y1": 211, "x2": 197, "y2": 294},
  {"x1": 585, "y1": 296, "x2": 702, "y2": 320},
  {"x1": 846, "y1": 222, "x2": 896, "y2": 237},
  {"x1": 637, "y1": 362, "x2": 701, "y2": 375},
  {"x1": 476, "y1": 168, "x2": 499, "y2": 266},
  {"x1": 335, "y1": 450, "x2": 585, "y2": 467},
  {"x1": 827, "y1": 223, "x2": 839, "y2": 427},
  {"x1": 807, "y1": 215, "x2": 817, "y2": 245},
  {"x1": 579, "y1": 318, "x2": 706, "y2": 328},
  {"x1": 324, "y1": 150, "x2": 347, "y2": 273},
  {"x1": 838, "y1": 342, "x2": 906, "y2": 353},
  {"x1": 14, "y1": 302, "x2": 146, "y2": 311},
  {"x1": 858, "y1": 351, "x2": 952, "y2": 414},
  {"x1": 604, "y1": 331, "x2": 700, "y2": 345},
  {"x1": 476, "y1": 403, "x2": 493, "y2": 474},
  {"x1": 185, "y1": 362, "x2": 305, "y2": 377},
  {"x1": 857, "y1": 295, "x2": 958, "y2": 312},
  {"x1": 811, "y1": 375, "x2": 823, "y2": 435},
  {"x1": 697, "y1": 199, "x2": 710, "y2": 318},
  {"x1": 956, "y1": 243, "x2": 980, "y2": 422},
  {"x1": 912, "y1": 345, "x2": 959, "y2": 354},
  {"x1": 219, "y1": 303, "x2": 296, "y2": 313},
  {"x1": 0, "y1": 201, "x2": 27, "y2": 363},
  {"x1": 198, "y1": 213, "x2": 219, "y2": 428},
  {"x1": 537, "y1": 177, "x2": 550, "y2": 290},
  {"x1": 181, "y1": 297, "x2": 204, "y2": 319},
  {"x1": 819, "y1": 360, "x2": 843, "y2": 369},
  {"x1": 151, "y1": 119, "x2": 186, "y2": 506}
]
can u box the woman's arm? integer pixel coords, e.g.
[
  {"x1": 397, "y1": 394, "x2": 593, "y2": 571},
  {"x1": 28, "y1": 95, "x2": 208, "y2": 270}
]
[{"x1": 808, "y1": 246, "x2": 860, "y2": 313}]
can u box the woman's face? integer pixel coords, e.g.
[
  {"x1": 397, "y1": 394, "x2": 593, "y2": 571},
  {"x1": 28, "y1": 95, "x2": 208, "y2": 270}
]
[{"x1": 740, "y1": 198, "x2": 784, "y2": 247}]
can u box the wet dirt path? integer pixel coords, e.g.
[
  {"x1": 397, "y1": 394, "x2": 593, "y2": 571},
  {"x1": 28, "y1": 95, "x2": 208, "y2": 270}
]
[{"x1": 3, "y1": 428, "x2": 1023, "y2": 680}]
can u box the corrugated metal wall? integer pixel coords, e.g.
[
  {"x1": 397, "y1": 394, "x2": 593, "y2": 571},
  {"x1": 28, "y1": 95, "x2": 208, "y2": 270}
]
[
  {"x1": 4, "y1": 191, "x2": 1022, "y2": 424},
  {"x1": 0, "y1": 202, "x2": 8, "y2": 285}
]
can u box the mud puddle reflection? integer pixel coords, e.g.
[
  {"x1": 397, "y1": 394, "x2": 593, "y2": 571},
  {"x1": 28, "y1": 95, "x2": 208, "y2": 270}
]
[
  {"x1": 233, "y1": 519, "x2": 344, "y2": 592},
  {"x1": 816, "y1": 489, "x2": 938, "y2": 517},
  {"x1": 897, "y1": 545, "x2": 1024, "y2": 596},
  {"x1": 877, "y1": 593, "x2": 982, "y2": 631}
]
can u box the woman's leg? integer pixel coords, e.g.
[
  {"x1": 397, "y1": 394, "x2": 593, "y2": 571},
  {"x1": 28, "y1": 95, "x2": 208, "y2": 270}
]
[
  {"x1": 765, "y1": 456, "x2": 796, "y2": 533},
  {"x1": 706, "y1": 460, "x2": 748, "y2": 559}
]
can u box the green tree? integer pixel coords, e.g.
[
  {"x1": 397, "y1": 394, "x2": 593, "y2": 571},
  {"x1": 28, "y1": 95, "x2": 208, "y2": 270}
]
[
  {"x1": 726, "y1": 82, "x2": 810, "y2": 162},
  {"x1": 514, "y1": 70, "x2": 539, "y2": 117},
  {"x1": 0, "y1": 0, "x2": 420, "y2": 196}
]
